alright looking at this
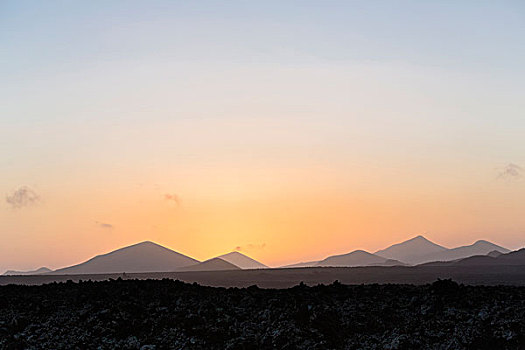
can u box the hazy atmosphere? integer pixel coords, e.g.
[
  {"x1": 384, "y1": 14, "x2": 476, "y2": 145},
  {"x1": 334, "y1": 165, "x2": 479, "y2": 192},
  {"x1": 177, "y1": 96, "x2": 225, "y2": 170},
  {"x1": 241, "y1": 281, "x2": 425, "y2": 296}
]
[{"x1": 2, "y1": 1, "x2": 525, "y2": 272}]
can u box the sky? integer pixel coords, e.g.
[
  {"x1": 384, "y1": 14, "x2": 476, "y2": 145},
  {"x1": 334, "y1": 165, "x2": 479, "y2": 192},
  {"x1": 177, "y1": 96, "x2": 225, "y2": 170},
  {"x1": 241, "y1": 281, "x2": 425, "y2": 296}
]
[{"x1": 1, "y1": 0, "x2": 525, "y2": 271}]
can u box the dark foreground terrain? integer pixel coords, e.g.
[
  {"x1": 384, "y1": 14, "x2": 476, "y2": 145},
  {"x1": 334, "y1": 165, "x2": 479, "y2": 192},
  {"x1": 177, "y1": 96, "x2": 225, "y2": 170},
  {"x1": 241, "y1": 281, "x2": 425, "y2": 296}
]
[{"x1": 1, "y1": 279, "x2": 525, "y2": 349}]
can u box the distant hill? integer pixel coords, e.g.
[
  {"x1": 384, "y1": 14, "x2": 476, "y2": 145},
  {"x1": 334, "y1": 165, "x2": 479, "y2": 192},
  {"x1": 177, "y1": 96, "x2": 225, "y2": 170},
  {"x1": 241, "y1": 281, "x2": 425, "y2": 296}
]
[
  {"x1": 282, "y1": 261, "x2": 319, "y2": 268},
  {"x1": 316, "y1": 250, "x2": 404, "y2": 267},
  {"x1": 178, "y1": 258, "x2": 241, "y2": 272},
  {"x1": 375, "y1": 235, "x2": 447, "y2": 265},
  {"x1": 3, "y1": 267, "x2": 51, "y2": 276},
  {"x1": 422, "y1": 248, "x2": 525, "y2": 267},
  {"x1": 49, "y1": 241, "x2": 199, "y2": 275},
  {"x1": 11, "y1": 237, "x2": 513, "y2": 275},
  {"x1": 487, "y1": 250, "x2": 504, "y2": 258},
  {"x1": 281, "y1": 251, "x2": 403, "y2": 269},
  {"x1": 416, "y1": 240, "x2": 509, "y2": 264},
  {"x1": 282, "y1": 251, "x2": 403, "y2": 269},
  {"x1": 216, "y1": 252, "x2": 267, "y2": 269},
  {"x1": 283, "y1": 236, "x2": 510, "y2": 268},
  {"x1": 452, "y1": 248, "x2": 525, "y2": 267}
]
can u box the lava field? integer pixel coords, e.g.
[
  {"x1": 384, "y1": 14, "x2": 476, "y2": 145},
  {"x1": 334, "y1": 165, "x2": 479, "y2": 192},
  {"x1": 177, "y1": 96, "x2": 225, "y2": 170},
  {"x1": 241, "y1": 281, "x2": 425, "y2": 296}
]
[{"x1": 1, "y1": 278, "x2": 525, "y2": 349}]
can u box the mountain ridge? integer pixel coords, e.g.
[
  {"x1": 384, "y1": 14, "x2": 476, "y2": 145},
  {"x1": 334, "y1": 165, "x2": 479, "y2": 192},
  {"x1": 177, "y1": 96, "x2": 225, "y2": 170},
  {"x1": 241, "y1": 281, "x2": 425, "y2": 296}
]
[
  {"x1": 10, "y1": 237, "x2": 512, "y2": 274},
  {"x1": 316, "y1": 250, "x2": 404, "y2": 267},
  {"x1": 216, "y1": 251, "x2": 267, "y2": 269},
  {"x1": 49, "y1": 241, "x2": 199, "y2": 275},
  {"x1": 178, "y1": 258, "x2": 241, "y2": 272},
  {"x1": 375, "y1": 235, "x2": 447, "y2": 265},
  {"x1": 416, "y1": 240, "x2": 510, "y2": 264},
  {"x1": 3, "y1": 267, "x2": 51, "y2": 276},
  {"x1": 374, "y1": 235, "x2": 509, "y2": 265}
]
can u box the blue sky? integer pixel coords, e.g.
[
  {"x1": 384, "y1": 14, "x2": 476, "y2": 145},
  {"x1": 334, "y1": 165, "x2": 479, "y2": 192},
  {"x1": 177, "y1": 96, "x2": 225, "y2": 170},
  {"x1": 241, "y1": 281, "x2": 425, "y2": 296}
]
[{"x1": 2, "y1": 1, "x2": 524, "y2": 76}]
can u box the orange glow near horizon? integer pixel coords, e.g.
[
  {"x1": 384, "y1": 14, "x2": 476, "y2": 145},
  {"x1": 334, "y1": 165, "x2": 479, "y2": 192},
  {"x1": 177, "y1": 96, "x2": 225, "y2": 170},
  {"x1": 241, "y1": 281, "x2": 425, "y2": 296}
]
[{"x1": 2, "y1": 163, "x2": 524, "y2": 271}]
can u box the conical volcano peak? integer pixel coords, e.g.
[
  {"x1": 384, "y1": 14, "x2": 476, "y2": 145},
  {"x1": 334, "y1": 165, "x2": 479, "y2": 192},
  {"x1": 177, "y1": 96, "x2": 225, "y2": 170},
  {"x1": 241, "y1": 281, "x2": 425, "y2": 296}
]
[
  {"x1": 410, "y1": 235, "x2": 432, "y2": 242},
  {"x1": 216, "y1": 251, "x2": 267, "y2": 269},
  {"x1": 374, "y1": 235, "x2": 447, "y2": 265},
  {"x1": 50, "y1": 241, "x2": 199, "y2": 274}
]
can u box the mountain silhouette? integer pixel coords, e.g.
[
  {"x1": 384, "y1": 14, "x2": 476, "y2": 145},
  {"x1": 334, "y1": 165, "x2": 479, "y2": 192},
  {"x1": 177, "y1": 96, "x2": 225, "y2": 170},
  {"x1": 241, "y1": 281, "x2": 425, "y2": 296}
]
[
  {"x1": 3, "y1": 267, "x2": 51, "y2": 276},
  {"x1": 282, "y1": 261, "x2": 319, "y2": 268},
  {"x1": 216, "y1": 251, "x2": 267, "y2": 269},
  {"x1": 49, "y1": 241, "x2": 198, "y2": 275},
  {"x1": 178, "y1": 258, "x2": 241, "y2": 271},
  {"x1": 375, "y1": 235, "x2": 448, "y2": 265},
  {"x1": 450, "y1": 248, "x2": 525, "y2": 267},
  {"x1": 487, "y1": 250, "x2": 504, "y2": 258},
  {"x1": 415, "y1": 240, "x2": 509, "y2": 264},
  {"x1": 14, "y1": 237, "x2": 514, "y2": 274},
  {"x1": 316, "y1": 250, "x2": 404, "y2": 267},
  {"x1": 284, "y1": 236, "x2": 510, "y2": 268},
  {"x1": 282, "y1": 251, "x2": 403, "y2": 268}
]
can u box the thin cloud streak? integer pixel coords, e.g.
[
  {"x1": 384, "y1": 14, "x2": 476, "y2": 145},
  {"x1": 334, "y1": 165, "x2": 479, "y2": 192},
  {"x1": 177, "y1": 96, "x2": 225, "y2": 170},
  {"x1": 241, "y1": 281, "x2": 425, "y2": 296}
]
[{"x1": 95, "y1": 221, "x2": 114, "y2": 229}]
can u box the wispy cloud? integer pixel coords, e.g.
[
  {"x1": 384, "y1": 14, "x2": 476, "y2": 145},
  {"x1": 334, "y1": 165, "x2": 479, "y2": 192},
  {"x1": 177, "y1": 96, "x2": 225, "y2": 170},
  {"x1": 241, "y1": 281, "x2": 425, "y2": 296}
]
[
  {"x1": 235, "y1": 243, "x2": 266, "y2": 252},
  {"x1": 6, "y1": 186, "x2": 40, "y2": 209},
  {"x1": 164, "y1": 193, "x2": 180, "y2": 206},
  {"x1": 95, "y1": 221, "x2": 114, "y2": 229},
  {"x1": 497, "y1": 163, "x2": 523, "y2": 180}
]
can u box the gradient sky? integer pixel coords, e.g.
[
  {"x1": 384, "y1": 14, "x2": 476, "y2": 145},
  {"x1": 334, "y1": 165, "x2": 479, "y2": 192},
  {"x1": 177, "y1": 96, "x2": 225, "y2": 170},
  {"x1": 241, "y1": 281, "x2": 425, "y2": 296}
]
[{"x1": 1, "y1": 1, "x2": 525, "y2": 271}]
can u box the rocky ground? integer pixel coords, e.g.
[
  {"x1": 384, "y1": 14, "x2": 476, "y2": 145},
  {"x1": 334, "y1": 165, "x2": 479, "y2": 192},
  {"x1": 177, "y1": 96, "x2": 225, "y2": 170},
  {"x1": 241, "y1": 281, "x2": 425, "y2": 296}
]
[{"x1": 1, "y1": 279, "x2": 524, "y2": 349}]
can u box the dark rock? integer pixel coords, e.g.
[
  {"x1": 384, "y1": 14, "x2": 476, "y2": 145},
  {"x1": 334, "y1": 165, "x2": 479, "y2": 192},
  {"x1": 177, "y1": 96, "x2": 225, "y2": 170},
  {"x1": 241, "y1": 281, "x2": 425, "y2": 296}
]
[{"x1": 0, "y1": 279, "x2": 525, "y2": 349}]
